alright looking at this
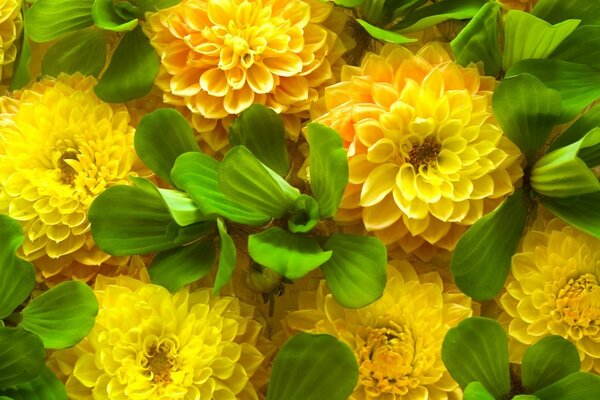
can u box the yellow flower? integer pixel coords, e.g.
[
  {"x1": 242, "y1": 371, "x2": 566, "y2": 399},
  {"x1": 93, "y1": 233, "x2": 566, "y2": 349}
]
[
  {"x1": 500, "y1": 217, "x2": 600, "y2": 373},
  {"x1": 310, "y1": 43, "x2": 523, "y2": 258},
  {"x1": 282, "y1": 261, "x2": 472, "y2": 400},
  {"x1": 144, "y1": 0, "x2": 348, "y2": 150},
  {"x1": 0, "y1": 73, "x2": 147, "y2": 283},
  {"x1": 0, "y1": 0, "x2": 21, "y2": 81},
  {"x1": 48, "y1": 275, "x2": 273, "y2": 399}
]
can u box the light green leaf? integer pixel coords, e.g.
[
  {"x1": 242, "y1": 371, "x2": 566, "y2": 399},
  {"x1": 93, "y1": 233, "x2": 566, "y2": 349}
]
[
  {"x1": 531, "y1": 128, "x2": 600, "y2": 198},
  {"x1": 229, "y1": 104, "x2": 290, "y2": 178},
  {"x1": 171, "y1": 152, "x2": 271, "y2": 225},
  {"x1": 334, "y1": 0, "x2": 363, "y2": 6},
  {"x1": 492, "y1": 73, "x2": 561, "y2": 161},
  {"x1": 463, "y1": 382, "x2": 495, "y2": 400},
  {"x1": 288, "y1": 195, "x2": 320, "y2": 233},
  {"x1": 532, "y1": 0, "x2": 600, "y2": 26},
  {"x1": 522, "y1": 336, "x2": 580, "y2": 392},
  {"x1": 248, "y1": 227, "x2": 332, "y2": 280},
  {"x1": 0, "y1": 327, "x2": 45, "y2": 388},
  {"x1": 442, "y1": 317, "x2": 510, "y2": 400},
  {"x1": 321, "y1": 233, "x2": 387, "y2": 309},
  {"x1": 502, "y1": 11, "x2": 579, "y2": 71},
  {"x1": 356, "y1": 19, "x2": 416, "y2": 44},
  {"x1": 393, "y1": 0, "x2": 486, "y2": 33},
  {"x1": 0, "y1": 366, "x2": 67, "y2": 400},
  {"x1": 149, "y1": 237, "x2": 216, "y2": 293},
  {"x1": 514, "y1": 396, "x2": 540, "y2": 400},
  {"x1": 550, "y1": 26, "x2": 600, "y2": 69},
  {"x1": 26, "y1": 0, "x2": 94, "y2": 42},
  {"x1": 213, "y1": 219, "x2": 236, "y2": 294},
  {"x1": 136, "y1": 0, "x2": 182, "y2": 12},
  {"x1": 266, "y1": 333, "x2": 358, "y2": 400},
  {"x1": 451, "y1": 189, "x2": 528, "y2": 300},
  {"x1": 450, "y1": 2, "x2": 502, "y2": 76},
  {"x1": 95, "y1": 26, "x2": 159, "y2": 102},
  {"x1": 10, "y1": 30, "x2": 32, "y2": 90},
  {"x1": 549, "y1": 104, "x2": 600, "y2": 152},
  {"x1": 92, "y1": 0, "x2": 138, "y2": 32},
  {"x1": 41, "y1": 28, "x2": 107, "y2": 77},
  {"x1": 542, "y1": 192, "x2": 600, "y2": 240},
  {"x1": 534, "y1": 372, "x2": 600, "y2": 400},
  {"x1": 0, "y1": 215, "x2": 35, "y2": 320},
  {"x1": 219, "y1": 146, "x2": 299, "y2": 218}
]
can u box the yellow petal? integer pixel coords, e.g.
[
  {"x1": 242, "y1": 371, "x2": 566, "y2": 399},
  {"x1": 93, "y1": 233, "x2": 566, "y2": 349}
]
[
  {"x1": 246, "y1": 63, "x2": 275, "y2": 94},
  {"x1": 363, "y1": 194, "x2": 403, "y2": 230},
  {"x1": 360, "y1": 163, "x2": 399, "y2": 207}
]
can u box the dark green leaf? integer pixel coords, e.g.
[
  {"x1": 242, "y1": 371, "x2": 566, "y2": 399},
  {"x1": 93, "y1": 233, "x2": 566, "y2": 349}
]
[
  {"x1": 288, "y1": 195, "x2": 320, "y2": 233},
  {"x1": 26, "y1": 0, "x2": 94, "y2": 42},
  {"x1": 534, "y1": 372, "x2": 600, "y2": 400},
  {"x1": 442, "y1": 317, "x2": 510, "y2": 399},
  {"x1": 522, "y1": 336, "x2": 580, "y2": 392},
  {"x1": 136, "y1": 0, "x2": 182, "y2": 12},
  {"x1": 213, "y1": 219, "x2": 236, "y2": 294},
  {"x1": 92, "y1": 0, "x2": 138, "y2": 32},
  {"x1": 10, "y1": 31, "x2": 32, "y2": 90},
  {"x1": 41, "y1": 28, "x2": 107, "y2": 77},
  {"x1": 463, "y1": 382, "x2": 495, "y2": 400},
  {"x1": 0, "y1": 366, "x2": 67, "y2": 400},
  {"x1": 451, "y1": 189, "x2": 529, "y2": 300},
  {"x1": 95, "y1": 26, "x2": 159, "y2": 102},
  {"x1": 248, "y1": 227, "x2": 332, "y2": 279},
  {"x1": 543, "y1": 192, "x2": 600, "y2": 240},
  {"x1": 532, "y1": 0, "x2": 600, "y2": 26},
  {"x1": 356, "y1": 19, "x2": 416, "y2": 44},
  {"x1": 229, "y1": 104, "x2": 290, "y2": 178},
  {"x1": 266, "y1": 333, "x2": 358, "y2": 400},
  {"x1": 549, "y1": 104, "x2": 600, "y2": 152},
  {"x1": 0, "y1": 327, "x2": 45, "y2": 388},
  {"x1": 550, "y1": 26, "x2": 600, "y2": 69},
  {"x1": 393, "y1": 0, "x2": 487, "y2": 33}
]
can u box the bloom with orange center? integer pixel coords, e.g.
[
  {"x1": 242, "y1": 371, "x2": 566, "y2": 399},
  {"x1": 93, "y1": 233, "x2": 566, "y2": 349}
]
[
  {"x1": 500, "y1": 217, "x2": 600, "y2": 373},
  {"x1": 0, "y1": 73, "x2": 147, "y2": 283},
  {"x1": 310, "y1": 43, "x2": 523, "y2": 257},
  {"x1": 282, "y1": 261, "x2": 473, "y2": 400},
  {"x1": 0, "y1": 0, "x2": 21, "y2": 81},
  {"x1": 145, "y1": 0, "x2": 348, "y2": 150}
]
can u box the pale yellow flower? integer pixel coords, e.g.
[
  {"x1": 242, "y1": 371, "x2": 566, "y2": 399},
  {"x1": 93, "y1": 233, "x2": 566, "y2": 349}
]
[
  {"x1": 0, "y1": 0, "x2": 22, "y2": 81},
  {"x1": 310, "y1": 43, "x2": 523, "y2": 258},
  {"x1": 282, "y1": 261, "x2": 473, "y2": 400}
]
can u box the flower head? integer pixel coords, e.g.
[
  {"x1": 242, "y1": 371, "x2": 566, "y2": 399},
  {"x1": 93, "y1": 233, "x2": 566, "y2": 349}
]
[
  {"x1": 310, "y1": 43, "x2": 523, "y2": 257},
  {"x1": 282, "y1": 261, "x2": 472, "y2": 399},
  {"x1": 500, "y1": 217, "x2": 600, "y2": 373},
  {"x1": 0, "y1": 0, "x2": 22, "y2": 81},
  {"x1": 48, "y1": 275, "x2": 273, "y2": 399},
  {"x1": 0, "y1": 73, "x2": 147, "y2": 283}
]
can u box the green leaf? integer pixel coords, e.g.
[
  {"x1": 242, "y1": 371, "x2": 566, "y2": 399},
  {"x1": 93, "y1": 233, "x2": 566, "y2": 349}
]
[
  {"x1": 534, "y1": 372, "x2": 600, "y2": 400},
  {"x1": 266, "y1": 333, "x2": 358, "y2": 400},
  {"x1": 149, "y1": 237, "x2": 216, "y2": 293},
  {"x1": 549, "y1": 104, "x2": 600, "y2": 152},
  {"x1": 0, "y1": 327, "x2": 45, "y2": 388},
  {"x1": 442, "y1": 317, "x2": 510, "y2": 400},
  {"x1": 0, "y1": 366, "x2": 67, "y2": 400},
  {"x1": 307, "y1": 123, "x2": 349, "y2": 218},
  {"x1": 451, "y1": 189, "x2": 529, "y2": 300},
  {"x1": 531, "y1": 128, "x2": 600, "y2": 198},
  {"x1": 41, "y1": 28, "x2": 107, "y2": 77},
  {"x1": 20, "y1": 281, "x2": 98, "y2": 349},
  {"x1": 136, "y1": 0, "x2": 182, "y2": 12},
  {"x1": 26, "y1": 0, "x2": 94, "y2": 42},
  {"x1": 0, "y1": 215, "x2": 35, "y2": 320},
  {"x1": 155, "y1": 187, "x2": 205, "y2": 227},
  {"x1": 502, "y1": 11, "x2": 579, "y2": 71},
  {"x1": 514, "y1": 396, "x2": 540, "y2": 400},
  {"x1": 320, "y1": 233, "x2": 387, "y2": 308},
  {"x1": 219, "y1": 146, "x2": 299, "y2": 218},
  {"x1": 542, "y1": 192, "x2": 600, "y2": 240},
  {"x1": 171, "y1": 152, "x2": 271, "y2": 225},
  {"x1": 288, "y1": 195, "x2": 320, "y2": 233},
  {"x1": 229, "y1": 104, "x2": 290, "y2": 178},
  {"x1": 10, "y1": 31, "x2": 32, "y2": 90},
  {"x1": 392, "y1": 0, "x2": 487, "y2": 33},
  {"x1": 334, "y1": 0, "x2": 363, "y2": 6},
  {"x1": 492, "y1": 73, "x2": 561, "y2": 162},
  {"x1": 450, "y1": 2, "x2": 502, "y2": 76},
  {"x1": 532, "y1": 0, "x2": 600, "y2": 26},
  {"x1": 506, "y1": 59, "x2": 600, "y2": 123},
  {"x1": 248, "y1": 227, "x2": 332, "y2": 280},
  {"x1": 94, "y1": 26, "x2": 159, "y2": 102},
  {"x1": 550, "y1": 26, "x2": 600, "y2": 69},
  {"x1": 463, "y1": 382, "x2": 495, "y2": 400},
  {"x1": 92, "y1": 0, "x2": 138, "y2": 32},
  {"x1": 522, "y1": 336, "x2": 580, "y2": 392},
  {"x1": 356, "y1": 19, "x2": 416, "y2": 44},
  {"x1": 212, "y1": 219, "x2": 236, "y2": 294}
]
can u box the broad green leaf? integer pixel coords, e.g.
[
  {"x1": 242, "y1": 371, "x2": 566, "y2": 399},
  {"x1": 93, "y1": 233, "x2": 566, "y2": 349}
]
[
  {"x1": 506, "y1": 59, "x2": 600, "y2": 123},
  {"x1": 41, "y1": 28, "x2": 107, "y2": 77},
  {"x1": 502, "y1": 11, "x2": 579, "y2": 71},
  {"x1": 229, "y1": 104, "x2": 290, "y2": 178},
  {"x1": 219, "y1": 146, "x2": 299, "y2": 218},
  {"x1": 532, "y1": 0, "x2": 600, "y2": 26},
  {"x1": 0, "y1": 215, "x2": 35, "y2": 319},
  {"x1": 149, "y1": 237, "x2": 216, "y2": 293},
  {"x1": 20, "y1": 281, "x2": 98, "y2": 349},
  {"x1": 95, "y1": 26, "x2": 159, "y2": 102},
  {"x1": 136, "y1": 0, "x2": 182, "y2": 12},
  {"x1": 492, "y1": 73, "x2": 561, "y2": 162},
  {"x1": 26, "y1": 0, "x2": 94, "y2": 42},
  {"x1": 463, "y1": 382, "x2": 495, "y2": 400},
  {"x1": 543, "y1": 192, "x2": 600, "y2": 240},
  {"x1": 92, "y1": 0, "x2": 138, "y2": 31},
  {"x1": 450, "y1": 2, "x2": 502, "y2": 76},
  {"x1": 451, "y1": 189, "x2": 528, "y2": 300},
  {"x1": 392, "y1": 0, "x2": 486, "y2": 33},
  {"x1": 266, "y1": 333, "x2": 358, "y2": 400},
  {"x1": 333, "y1": 0, "x2": 364, "y2": 6},
  {"x1": 288, "y1": 195, "x2": 320, "y2": 233},
  {"x1": 549, "y1": 104, "x2": 600, "y2": 152},
  {"x1": 550, "y1": 26, "x2": 600, "y2": 69},
  {"x1": 171, "y1": 152, "x2": 271, "y2": 225},
  {"x1": 356, "y1": 19, "x2": 416, "y2": 44},
  {"x1": 321, "y1": 233, "x2": 387, "y2": 308},
  {"x1": 0, "y1": 366, "x2": 67, "y2": 400},
  {"x1": 531, "y1": 128, "x2": 600, "y2": 198},
  {"x1": 0, "y1": 327, "x2": 45, "y2": 388},
  {"x1": 248, "y1": 227, "x2": 332, "y2": 279},
  {"x1": 213, "y1": 219, "x2": 236, "y2": 294},
  {"x1": 442, "y1": 317, "x2": 510, "y2": 400},
  {"x1": 307, "y1": 123, "x2": 349, "y2": 218},
  {"x1": 10, "y1": 30, "x2": 32, "y2": 90},
  {"x1": 522, "y1": 336, "x2": 580, "y2": 392},
  {"x1": 534, "y1": 372, "x2": 600, "y2": 400}
]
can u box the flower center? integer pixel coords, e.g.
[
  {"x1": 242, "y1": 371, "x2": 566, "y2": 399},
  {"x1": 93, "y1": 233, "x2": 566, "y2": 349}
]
[
  {"x1": 58, "y1": 150, "x2": 79, "y2": 185},
  {"x1": 408, "y1": 138, "x2": 440, "y2": 170},
  {"x1": 556, "y1": 273, "x2": 600, "y2": 329},
  {"x1": 144, "y1": 340, "x2": 178, "y2": 385}
]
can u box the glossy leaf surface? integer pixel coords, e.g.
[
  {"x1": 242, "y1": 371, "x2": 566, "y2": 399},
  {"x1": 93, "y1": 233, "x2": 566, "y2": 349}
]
[
  {"x1": 532, "y1": 0, "x2": 600, "y2": 25},
  {"x1": 543, "y1": 192, "x2": 600, "y2": 240},
  {"x1": 550, "y1": 26, "x2": 600, "y2": 69},
  {"x1": 534, "y1": 372, "x2": 600, "y2": 400},
  {"x1": 356, "y1": 19, "x2": 416, "y2": 44},
  {"x1": 522, "y1": 336, "x2": 580, "y2": 392},
  {"x1": 213, "y1": 219, "x2": 236, "y2": 294},
  {"x1": 0, "y1": 367, "x2": 67, "y2": 400},
  {"x1": 26, "y1": 0, "x2": 94, "y2": 42},
  {"x1": 92, "y1": 0, "x2": 138, "y2": 31},
  {"x1": 0, "y1": 327, "x2": 45, "y2": 388},
  {"x1": 463, "y1": 382, "x2": 495, "y2": 400},
  {"x1": 393, "y1": 0, "x2": 486, "y2": 33},
  {"x1": 42, "y1": 28, "x2": 107, "y2": 78}
]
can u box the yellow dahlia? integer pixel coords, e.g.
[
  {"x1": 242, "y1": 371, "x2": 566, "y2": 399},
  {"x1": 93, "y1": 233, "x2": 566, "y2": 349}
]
[
  {"x1": 310, "y1": 43, "x2": 523, "y2": 257},
  {"x1": 0, "y1": 73, "x2": 147, "y2": 283},
  {"x1": 500, "y1": 217, "x2": 600, "y2": 373},
  {"x1": 145, "y1": 0, "x2": 348, "y2": 150},
  {"x1": 282, "y1": 261, "x2": 473, "y2": 400},
  {"x1": 48, "y1": 275, "x2": 273, "y2": 399},
  {"x1": 0, "y1": 0, "x2": 21, "y2": 82}
]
